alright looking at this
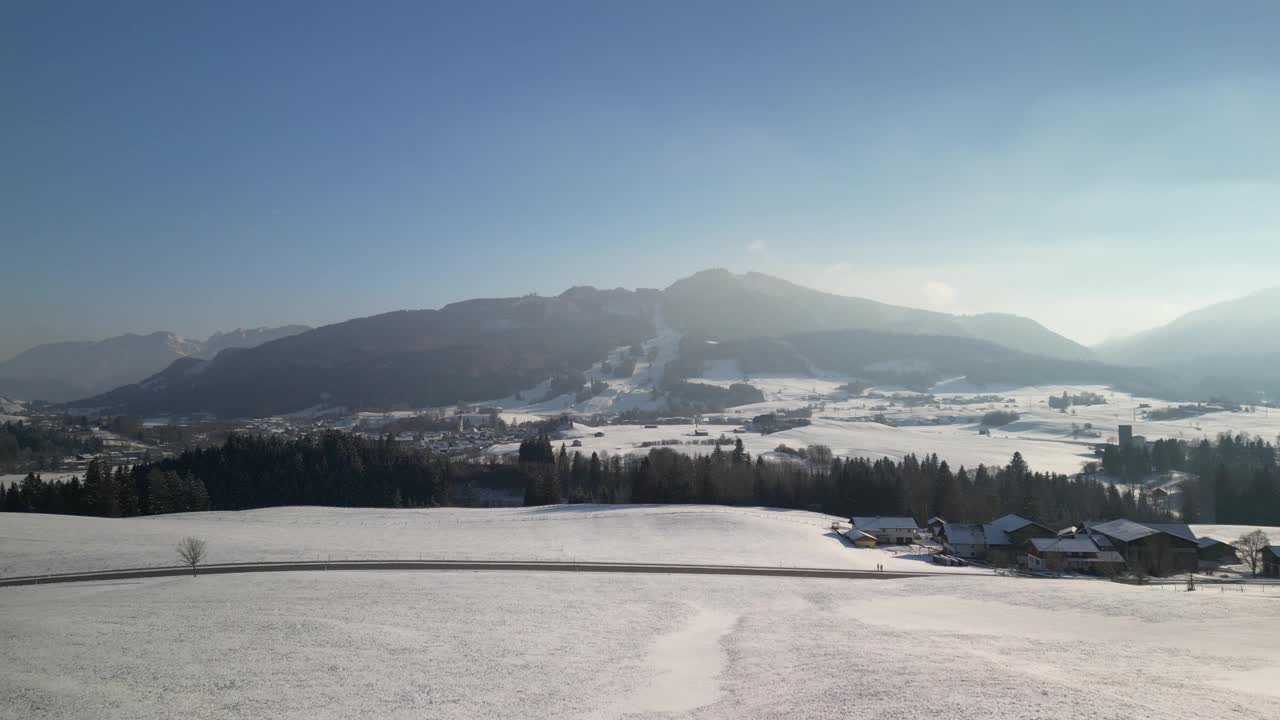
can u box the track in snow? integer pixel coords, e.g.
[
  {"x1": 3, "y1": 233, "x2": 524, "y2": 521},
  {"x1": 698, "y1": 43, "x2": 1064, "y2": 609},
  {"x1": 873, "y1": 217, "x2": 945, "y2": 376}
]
[{"x1": 0, "y1": 558, "x2": 968, "y2": 588}]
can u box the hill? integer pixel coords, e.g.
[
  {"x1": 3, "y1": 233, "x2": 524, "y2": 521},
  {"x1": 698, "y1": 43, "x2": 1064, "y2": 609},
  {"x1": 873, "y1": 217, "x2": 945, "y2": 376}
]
[
  {"x1": 67, "y1": 271, "x2": 1136, "y2": 418},
  {"x1": 3, "y1": 508, "x2": 1278, "y2": 720},
  {"x1": 1097, "y1": 287, "x2": 1280, "y2": 365},
  {"x1": 0, "y1": 326, "x2": 309, "y2": 402},
  {"x1": 1097, "y1": 287, "x2": 1280, "y2": 402},
  {"x1": 72, "y1": 289, "x2": 658, "y2": 417},
  {"x1": 662, "y1": 270, "x2": 1095, "y2": 361}
]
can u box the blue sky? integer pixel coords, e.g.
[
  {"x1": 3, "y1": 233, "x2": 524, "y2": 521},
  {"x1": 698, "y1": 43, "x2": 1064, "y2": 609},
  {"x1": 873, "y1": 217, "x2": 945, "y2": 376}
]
[{"x1": 4, "y1": 1, "x2": 1279, "y2": 359}]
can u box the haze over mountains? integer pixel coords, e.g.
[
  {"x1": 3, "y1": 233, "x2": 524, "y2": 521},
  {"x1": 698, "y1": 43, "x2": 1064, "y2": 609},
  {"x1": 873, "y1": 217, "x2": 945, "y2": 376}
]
[
  {"x1": 22, "y1": 270, "x2": 1280, "y2": 418},
  {"x1": 1094, "y1": 286, "x2": 1280, "y2": 402},
  {"x1": 62, "y1": 271, "x2": 1104, "y2": 418},
  {"x1": 0, "y1": 326, "x2": 309, "y2": 402}
]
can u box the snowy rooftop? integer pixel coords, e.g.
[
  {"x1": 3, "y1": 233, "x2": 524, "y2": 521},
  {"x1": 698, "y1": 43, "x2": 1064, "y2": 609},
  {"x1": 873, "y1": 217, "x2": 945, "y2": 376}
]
[
  {"x1": 1087, "y1": 519, "x2": 1198, "y2": 544},
  {"x1": 942, "y1": 523, "x2": 1013, "y2": 547},
  {"x1": 851, "y1": 516, "x2": 920, "y2": 531},
  {"x1": 988, "y1": 513, "x2": 1038, "y2": 533},
  {"x1": 1146, "y1": 523, "x2": 1198, "y2": 544},
  {"x1": 1030, "y1": 536, "x2": 1101, "y2": 554}
]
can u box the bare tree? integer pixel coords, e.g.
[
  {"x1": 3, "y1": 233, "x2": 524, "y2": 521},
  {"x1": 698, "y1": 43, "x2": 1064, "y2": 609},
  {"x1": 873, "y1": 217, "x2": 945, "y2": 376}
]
[
  {"x1": 1233, "y1": 530, "x2": 1271, "y2": 578},
  {"x1": 176, "y1": 536, "x2": 208, "y2": 577}
]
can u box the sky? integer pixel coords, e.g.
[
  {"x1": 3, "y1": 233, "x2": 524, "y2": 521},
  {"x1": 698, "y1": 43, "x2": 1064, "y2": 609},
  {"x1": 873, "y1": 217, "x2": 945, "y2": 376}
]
[{"x1": 4, "y1": 1, "x2": 1280, "y2": 360}]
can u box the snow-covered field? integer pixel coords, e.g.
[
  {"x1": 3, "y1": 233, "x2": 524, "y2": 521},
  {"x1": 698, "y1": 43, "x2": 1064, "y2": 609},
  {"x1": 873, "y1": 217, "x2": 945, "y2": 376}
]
[
  {"x1": 480, "y1": 378, "x2": 1280, "y2": 476},
  {"x1": 488, "y1": 418, "x2": 1100, "y2": 474},
  {"x1": 0, "y1": 472, "x2": 78, "y2": 490},
  {"x1": 0, "y1": 505, "x2": 980, "y2": 578},
  {"x1": 1192, "y1": 524, "x2": 1280, "y2": 543},
  {"x1": 2, "y1": 569, "x2": 1278, "y2": 719}
]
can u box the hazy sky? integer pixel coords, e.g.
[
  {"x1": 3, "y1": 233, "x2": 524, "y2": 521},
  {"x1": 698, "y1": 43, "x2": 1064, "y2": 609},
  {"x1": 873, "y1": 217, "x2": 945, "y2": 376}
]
[{"x1": 4, "y1": 1, "x2": 1279, "y2": 360}]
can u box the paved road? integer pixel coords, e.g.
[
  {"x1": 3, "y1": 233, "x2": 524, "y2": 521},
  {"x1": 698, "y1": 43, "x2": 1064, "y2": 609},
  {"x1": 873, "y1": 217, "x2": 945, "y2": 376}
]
[{"x1": 0, "y1": 559, "x2": 964, "y2": 588}]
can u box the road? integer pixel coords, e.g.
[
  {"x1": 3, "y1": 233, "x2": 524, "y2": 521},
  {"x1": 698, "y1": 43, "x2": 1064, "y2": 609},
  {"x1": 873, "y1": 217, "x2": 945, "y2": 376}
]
[{"x1": 0, "y1": 559, "x2": 967, "y2": 588}]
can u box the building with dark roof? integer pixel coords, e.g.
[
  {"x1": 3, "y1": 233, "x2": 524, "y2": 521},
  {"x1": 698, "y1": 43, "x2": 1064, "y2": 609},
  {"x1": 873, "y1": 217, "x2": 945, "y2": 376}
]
[
  {"x1": 939, "y1": 514, "x2": 1056, "y2": 567},
  {"x1": 1025, "y1": 536, "x2": 1125, "y2": 574},
  {"x1": 850, "y1": 516, "x2": 920, "y2": 545},
  {"x1": 1196, "y1": 537, "x2": 1239, "y2": 566},
  {"x1": 1083, "y1": 520, "x2": 1199, "y2": 576},
  {"x1": 1266, "y1": 546, "x2": 1280, "y2": 578}
]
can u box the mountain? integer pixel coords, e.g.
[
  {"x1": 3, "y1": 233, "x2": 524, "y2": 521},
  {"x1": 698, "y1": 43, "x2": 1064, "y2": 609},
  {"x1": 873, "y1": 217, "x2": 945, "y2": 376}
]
[
  {"x1": 0, "y1": 326, "x2": 309, "y2": 402},
  {"x1": 68, "y1": 271, "x2": 1121, "y2": 418},
  {"x1": 661, "y1": 270, "x2": 1096, "y2": 362},
  {"x1": 1096, "y1": 287, "x2": 1280, "y2": 365},
  {"x1": 1095, "y1": 287, "x2": 1280, "y2": 403},
  {"x1": 72, "y1": 290, "x2": 658, "y2": 417}
]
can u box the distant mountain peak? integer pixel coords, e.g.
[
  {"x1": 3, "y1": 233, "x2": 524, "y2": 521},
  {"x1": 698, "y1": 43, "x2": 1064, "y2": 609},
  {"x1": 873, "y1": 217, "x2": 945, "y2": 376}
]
[{"x1": 0, "y1": 325, "x2": 310, "y2": 402}]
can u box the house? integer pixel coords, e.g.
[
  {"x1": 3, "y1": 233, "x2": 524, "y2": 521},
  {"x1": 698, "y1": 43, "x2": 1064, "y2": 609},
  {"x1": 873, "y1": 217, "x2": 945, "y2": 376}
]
[
  {"x1": 938, "y1": 523, "x2": 991, "y2": 560},
  {"x1": 926, "y1": 516, "x2": 947, "y2": 539},
  {"x1": 1196, "y1": 537, "x2": 1238, "y2": 567},
  {"x1": 1025, "y1": 536, "x2": 1125, "y2": 574},
  {"x1": 842, "y1": 528, "x2": 879, "y2": 548},
  {"x1": 1082, "y1": 520, "x2": 1199, "y2": 576},
  {"x1": 850, "y1": 516, "x2": 921, "y2": 545},
  {"x1": 570, "y1": 439, "x2": 583, "y2": 447},
  {"x1": 1266, "y1": 547, "x2": 1280, "y2": 578},
  {"x1": 940, "y1": 514, "x2": 1056, "y2": 567}
]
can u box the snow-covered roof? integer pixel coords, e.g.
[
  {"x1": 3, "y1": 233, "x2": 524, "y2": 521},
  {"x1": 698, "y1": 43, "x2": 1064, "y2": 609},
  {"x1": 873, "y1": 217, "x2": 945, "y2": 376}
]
[
  {"x1": 843, "y1": 529, "x2": 878, "y2": 542},
  {"x1": 1030, "y1": 536, "x2": 1100, "y2": 554},
  {"x1": 851, "y1": 516, "x2": 920, "y2": 531},
  {"x1": 942, "y1": 523, "x2": 1012, "y2": 546},
  {"x1": 1086, "y1": 519, "x2": 1159, "y2": 542},
  {"x1": 942, "y1": 523, "x2": 980, "y2": 545},
  {"x1": 988, "y1": 514, "x2": 1037, "y2": 533},
  {"x1": 1146, "y1": 523, "x2": 1198, "y2": 544},
  {"x1": 1088, "y1": 520, "x2": 1197, "y2": 544},
  {"x1": 984, "y1": 524, "x2": 1014, "y2": 546}
]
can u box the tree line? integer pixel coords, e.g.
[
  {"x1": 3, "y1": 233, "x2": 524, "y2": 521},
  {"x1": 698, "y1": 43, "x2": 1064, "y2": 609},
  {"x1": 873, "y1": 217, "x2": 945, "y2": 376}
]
[
  {"x1": 1, "y1": 458, "x2": 208, "y2": 516},
  {"x1": 518, "y1": 434, "x2": 1174, "y2": 528},
  {"x1": 5, "y1": 429, "x2": 1276, "y2": 528},
  {"x1": 1100, "y1": 432, "x2": 1280, "y2": 524},
  {"x1": 0, "y1": 420, "x2": 102, "y2": 472}
]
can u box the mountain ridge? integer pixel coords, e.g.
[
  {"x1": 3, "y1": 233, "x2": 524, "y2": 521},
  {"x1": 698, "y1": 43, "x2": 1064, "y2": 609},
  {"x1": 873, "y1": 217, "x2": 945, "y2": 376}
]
[
  {"x1": 0, "y1": 325, "x2": 310, "y2": 402},
  {"x1": 65, "y1": 271, "x2": 1110, "y2": 417}
]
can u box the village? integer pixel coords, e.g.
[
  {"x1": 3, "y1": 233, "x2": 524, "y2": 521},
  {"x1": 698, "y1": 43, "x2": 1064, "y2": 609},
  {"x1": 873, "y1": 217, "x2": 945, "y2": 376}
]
[{"x1": 839, "y1": 513, "x2": 1280, "y2": 580}]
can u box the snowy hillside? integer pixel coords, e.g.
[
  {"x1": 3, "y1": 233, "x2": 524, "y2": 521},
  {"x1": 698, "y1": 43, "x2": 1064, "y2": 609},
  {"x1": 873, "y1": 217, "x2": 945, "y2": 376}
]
[
  {"x1": 3, "y1": 567, "x2": 1278, "y2": 719},
  {"x1": 0, "y1": 505, "x2": 980, "y2": 579}
]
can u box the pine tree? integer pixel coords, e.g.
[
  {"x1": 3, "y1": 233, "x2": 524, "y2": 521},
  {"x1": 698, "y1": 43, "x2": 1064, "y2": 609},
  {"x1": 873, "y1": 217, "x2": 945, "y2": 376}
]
[
  {"x1": 115, "y1": 466, "x2": 139, "y2": 516},
  {"x1": 148, "y1": 468, "x2": 172, "y2": 515}
]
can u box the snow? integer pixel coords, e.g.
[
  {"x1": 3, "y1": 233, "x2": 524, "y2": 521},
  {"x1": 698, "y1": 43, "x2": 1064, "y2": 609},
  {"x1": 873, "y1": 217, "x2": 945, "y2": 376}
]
[
  {"x1": 487, "y1": 417, "x2": 1099, "y2": 475},
  {"x1": 2, "y1": 570, "x2": 1278, "y2": 719},
  {"x1": 1191, "y1": 524, "x2": 1280, "y2": 543},
  {"x1": 0, "y1": 472, "x2": 79, "y2": 490},
  {"x1": 0, "y1": 505, "x2": 981, "y2": 579}
]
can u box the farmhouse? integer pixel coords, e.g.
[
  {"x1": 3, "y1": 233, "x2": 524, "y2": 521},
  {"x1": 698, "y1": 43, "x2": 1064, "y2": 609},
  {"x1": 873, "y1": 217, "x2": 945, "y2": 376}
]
[
  {"x1": 1266, "y1": 546, "x2": 1280, "y2": 578},
  {"x1": 1081, "y1": 520, "x2": 1199, "y2": 577},
  {"x1": 1196, "y1": 537, "x2": 1238, "y2": 567},
  {"x1": 1025, "y1": 536, "x2": 1124, "y2": 574},
  {"x1": 849, "y1": 516, "x2": 920, "y2": 545},
  {"x1": 939, "y1": 514, "x2": 1055, "y2": 566},
  {"x1": 842, "y1": 528, "x2": 880, "y2": 548}
]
